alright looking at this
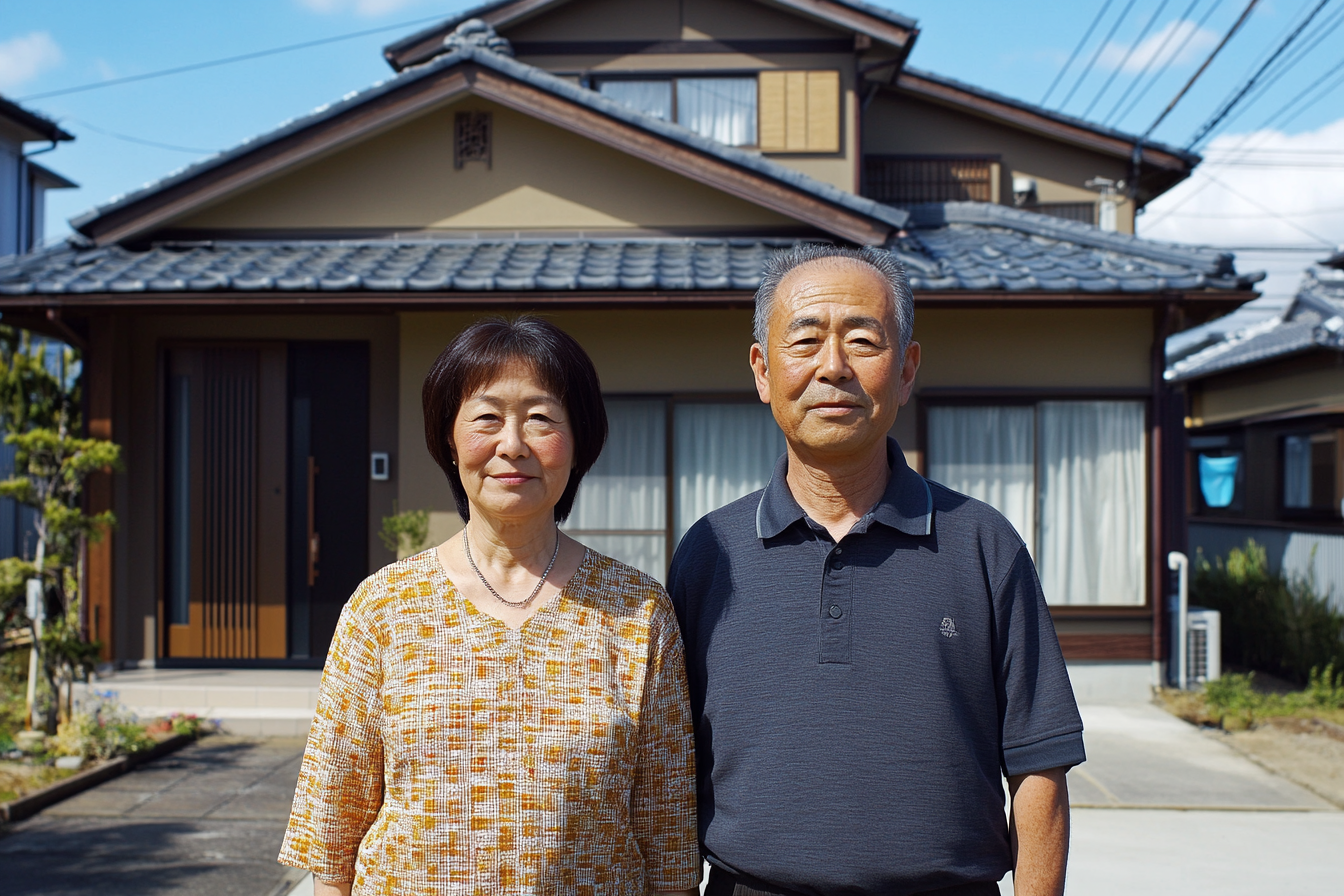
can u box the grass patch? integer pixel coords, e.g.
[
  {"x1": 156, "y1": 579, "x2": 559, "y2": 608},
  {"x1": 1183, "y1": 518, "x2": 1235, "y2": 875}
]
[
  {"x1": 0, "y1": 762, "x2": 76, "y2": 804},
  {"x1": 1158, "y1": 664, "x2": 1344, "y2": 730}
]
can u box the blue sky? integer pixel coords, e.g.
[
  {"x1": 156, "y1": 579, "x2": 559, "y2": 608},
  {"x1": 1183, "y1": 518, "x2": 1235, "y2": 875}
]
[{"x1": 3, "y1": 0, "x2": 1342, "y2": 313}]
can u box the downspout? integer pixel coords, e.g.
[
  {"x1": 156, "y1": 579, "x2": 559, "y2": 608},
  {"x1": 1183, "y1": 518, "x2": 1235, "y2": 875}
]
[
  {"x1": 20, "y1": 140, "x2": 59, "y2": 254},
  {"x1": 1169, "y1": 551, "x2": 1189, "y2": 689}
]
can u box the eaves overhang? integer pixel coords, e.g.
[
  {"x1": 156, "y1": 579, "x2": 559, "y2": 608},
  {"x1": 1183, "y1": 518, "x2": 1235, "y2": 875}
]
[
  {"x1": 68, "y1": 45, "x2": 906, "y2": 248},
  {"x1": 383, "y1": 0, "x2": 918, "y2": 71},
  {"x1": 889, "y1": 69, "x2": 1199, "y2": 195},
  {"x1": 0, "y1": 95, "x2": 74, "y2": 143}
]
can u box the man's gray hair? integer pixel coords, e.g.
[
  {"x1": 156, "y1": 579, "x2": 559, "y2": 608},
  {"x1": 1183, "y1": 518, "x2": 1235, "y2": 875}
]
[{"x1": 753, "y1": 244, "x2": 914, "y2": 357}]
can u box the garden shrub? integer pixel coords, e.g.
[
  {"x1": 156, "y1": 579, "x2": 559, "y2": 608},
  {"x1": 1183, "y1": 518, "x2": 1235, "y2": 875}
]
[
  {"x1": 50, "y1": 693, "x2": 154, "y2": 762},
  {"x1": 1192, "y1": 539, "x2": 1344, "y2": 684}
]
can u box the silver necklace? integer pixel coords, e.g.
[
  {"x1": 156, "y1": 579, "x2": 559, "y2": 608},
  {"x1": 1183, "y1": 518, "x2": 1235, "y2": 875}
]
[{"x1": 462, "y1": 527, "x2": 560, "y2": 609}]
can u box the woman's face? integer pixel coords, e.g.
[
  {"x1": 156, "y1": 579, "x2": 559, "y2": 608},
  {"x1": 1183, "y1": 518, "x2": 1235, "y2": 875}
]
[{"x1": 451, "y1": 361, "x2": 575, "y2": 525}]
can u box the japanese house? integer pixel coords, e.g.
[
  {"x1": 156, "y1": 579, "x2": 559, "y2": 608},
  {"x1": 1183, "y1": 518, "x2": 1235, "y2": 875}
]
[{"x1": 0, "y1": 1, "x2": 1263, "y2": 701}]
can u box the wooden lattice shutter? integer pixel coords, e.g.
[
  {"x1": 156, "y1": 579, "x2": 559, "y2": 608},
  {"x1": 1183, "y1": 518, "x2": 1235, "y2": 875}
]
[{"x1": 759, "y1": 70, "x2": 840, "y2": 153}]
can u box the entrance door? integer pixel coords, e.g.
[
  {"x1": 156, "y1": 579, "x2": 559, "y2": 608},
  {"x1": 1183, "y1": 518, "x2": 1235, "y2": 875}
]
[
  {"x1": 163, "y1": 346, "x2": 287, "y2": 658},
  {"x1": 287, "y1": 342, "x2": 369, "y2": 659}
]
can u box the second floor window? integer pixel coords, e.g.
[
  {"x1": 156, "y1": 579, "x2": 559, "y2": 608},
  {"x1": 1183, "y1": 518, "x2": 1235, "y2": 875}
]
[{"x1": 598, "y1": 77, "x2": 758, "y2": 147}]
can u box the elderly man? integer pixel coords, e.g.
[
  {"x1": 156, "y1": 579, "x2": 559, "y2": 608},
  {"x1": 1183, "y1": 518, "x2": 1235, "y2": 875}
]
[{"x1": 668, "y1": 245, "x2": 1084, "y2": 896}]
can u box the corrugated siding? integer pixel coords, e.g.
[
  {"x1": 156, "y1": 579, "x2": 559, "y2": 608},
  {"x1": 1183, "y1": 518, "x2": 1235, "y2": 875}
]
[{"x1": 1189, "y1": 522, "x2": 1344, "y2": 612}]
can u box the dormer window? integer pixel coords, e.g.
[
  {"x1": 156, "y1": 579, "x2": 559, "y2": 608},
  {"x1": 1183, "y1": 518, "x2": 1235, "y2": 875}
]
[{"x1": 597, "y1": 76, "x2": 758, "y2": 147}]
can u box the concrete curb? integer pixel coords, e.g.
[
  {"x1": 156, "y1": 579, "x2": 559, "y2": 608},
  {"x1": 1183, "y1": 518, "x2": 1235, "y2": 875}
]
[{"x1": 0, "y1": 733, "x2": 197, "y2": 824}]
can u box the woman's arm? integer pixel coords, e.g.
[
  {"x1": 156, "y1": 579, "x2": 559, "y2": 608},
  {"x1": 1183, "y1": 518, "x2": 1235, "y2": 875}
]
[
  {"x1": 313, "y1": 878, "x2": 352, "y2": 896},
  {"x1": 631, "y1": 600, "x2": 703, "y2": 894},
  {"x1": 277, "y1": 590, "x2": 386, "y2": 884}
]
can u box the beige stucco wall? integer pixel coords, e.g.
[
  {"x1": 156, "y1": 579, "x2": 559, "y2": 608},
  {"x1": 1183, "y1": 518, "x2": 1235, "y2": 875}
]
[
  {"x1": 865, "y1": 91, "x2": 1137, "y2": 233},
  {"x1": 111, "y1": 312, "x2": 399, "y2": 662},
  {"x1": 1190, "y1": 352, "x2": 1344, "y2": 426},
  {"x1": 913, "y1": 307, "x2": 1153, "y2": 388},
  {"x1": 175, "y1": 98, "x2": 798, "y2": 233}
]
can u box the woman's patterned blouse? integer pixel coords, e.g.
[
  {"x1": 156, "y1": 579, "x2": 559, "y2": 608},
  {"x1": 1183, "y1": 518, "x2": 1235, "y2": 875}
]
[{"x1": 278, "y1": 548, "x2": 700, "y2": 895}]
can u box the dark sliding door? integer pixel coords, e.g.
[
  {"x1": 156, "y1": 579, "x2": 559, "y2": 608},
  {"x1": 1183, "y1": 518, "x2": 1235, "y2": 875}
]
[{"x1": 287, "y1": 342, "x2": 370, "y2": 659}]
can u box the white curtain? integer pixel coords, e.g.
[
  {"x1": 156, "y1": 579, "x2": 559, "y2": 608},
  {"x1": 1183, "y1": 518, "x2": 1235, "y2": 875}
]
[
  {"x1": 927, "y1": 406, "x2": 1036, "y2": 555},
  {"x1": 673, "y1": 403, "x2": 786, "y2": 544},
  {"x1": 563, "y1": 399, "x2": 667, "y2": 579},
  {"x1": 1037, "y1": 401, "x2": 1146, "y2": 606},
  {"x1": 1283, "y1": 435, "x2": 1313, "y2": 508},
  {"x1": 676, "y1": 78, "x2": 758, "y2": 146},
  {"x1": 598, "y1": 80, "x2": 673, "y2": 121}
]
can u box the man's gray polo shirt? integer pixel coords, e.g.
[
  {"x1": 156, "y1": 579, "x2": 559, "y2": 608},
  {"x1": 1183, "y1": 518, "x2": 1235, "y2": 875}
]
[{"x1": 668, "y1": 438, "x2": 1085, "y2": 896}]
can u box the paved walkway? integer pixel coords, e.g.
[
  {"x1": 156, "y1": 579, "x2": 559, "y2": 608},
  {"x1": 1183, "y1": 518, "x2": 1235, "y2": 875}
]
[
  {"x1": 4, "y1": 703, "x2": 1342, "y2": 895},
  {"x1": 998, "y1": 704, "x2": 1343, "y2": 895},
  {"x1": 0, "y1": 736, "x2": 307, "y2": 896}
]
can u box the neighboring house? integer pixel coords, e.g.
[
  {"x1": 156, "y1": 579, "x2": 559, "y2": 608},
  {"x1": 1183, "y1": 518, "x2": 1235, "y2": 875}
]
[
  {"x1": 0, "y1": 95, "x2": 76, "y2": 561},
  {"x1": 1167, "y1": 251, "x2": 1344, "y2": 609},
  {"x1": 0, "y1": 2, "x2": 1261, "y2": 702}
]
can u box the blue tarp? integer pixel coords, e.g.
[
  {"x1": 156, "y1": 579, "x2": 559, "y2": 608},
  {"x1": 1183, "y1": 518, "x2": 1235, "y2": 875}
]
[{"x1": 1199, "y1": 454, "x2": 1240, "y2": 508}]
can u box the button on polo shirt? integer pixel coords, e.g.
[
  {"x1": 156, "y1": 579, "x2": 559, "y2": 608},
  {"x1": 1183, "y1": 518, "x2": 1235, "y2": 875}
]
[{"x1": 669, "y1": 438, "x2": 1085, "y2": 896}]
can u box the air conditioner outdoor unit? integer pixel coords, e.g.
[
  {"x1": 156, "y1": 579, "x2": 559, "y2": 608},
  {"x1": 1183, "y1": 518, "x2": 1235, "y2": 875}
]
[{"x1": 1187, "y1": 607, "x2": 1222, "y2": 684}]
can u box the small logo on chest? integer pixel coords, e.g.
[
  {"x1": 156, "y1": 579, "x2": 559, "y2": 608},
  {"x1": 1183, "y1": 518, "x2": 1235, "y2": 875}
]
[{"x1": 940, "y1": 617, "x2": 959, "y2": 638}]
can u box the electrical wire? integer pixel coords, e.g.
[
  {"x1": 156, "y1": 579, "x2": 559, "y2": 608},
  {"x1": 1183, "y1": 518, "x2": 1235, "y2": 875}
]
[
  {"x1": 1185, "y1": 0, "x2": 1333, "y2": 148},
  {"x1": 1146, "y1": 168, "x2": 1334, "y2": 243},
  {"x1": 1105, "y1": 0, "x2": 1215, "y2": 127},
  {"x1": 1083, "y1": 0, "x2": 1171, "y2": 119},
  {"x1": 15, "y1": 12, "x2": 450, "y2": 102},
  {"x1": 62, "y1": 117, "x2": 220, "y2": 154},
  {"x1": 1142, "y1": 0, "x2": 1260, "y2": 139},
  {"x1": 1042, "y1": 0, "x2": 1118, "y2": 105},
  {"x1": 1211, "y1": 1, "x2": 1344, "y2": 134},
  {"x1": 1058, "y1": 0, "x2": 1140, "y2": 111}
]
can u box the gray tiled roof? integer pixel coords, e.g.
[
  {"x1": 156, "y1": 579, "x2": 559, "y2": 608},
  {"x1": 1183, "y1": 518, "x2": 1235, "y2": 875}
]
[
  {"x1": 69, "y1": 27, "x2": 906, "y2": 236},
  {"x1": 1166, "y1": 266, "x2": 1344, "y2": 381},
  {"x1": 0, "y1": 202, "x2": 1263, "y2": 298}
]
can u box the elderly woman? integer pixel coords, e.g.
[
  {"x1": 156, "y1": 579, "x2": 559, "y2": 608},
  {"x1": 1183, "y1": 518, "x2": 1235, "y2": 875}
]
[{"x1": 279, "y1": 317, "x2": 700, "y2": 896}]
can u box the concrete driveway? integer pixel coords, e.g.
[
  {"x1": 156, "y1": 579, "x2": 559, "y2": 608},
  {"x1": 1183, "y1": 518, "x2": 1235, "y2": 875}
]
[
  {"x1": 1000, "y1": 704, "x2": 1343, "y2": 896},
  {"x1": 0, "y1": 736, "x2": 307, "y2": 896}
]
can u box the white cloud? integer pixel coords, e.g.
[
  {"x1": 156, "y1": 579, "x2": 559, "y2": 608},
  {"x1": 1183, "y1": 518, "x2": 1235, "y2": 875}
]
[
  {"x1": 0, "y1": 31, "x2": 63, "y2": 91},
  {"x1": 296, "y1": 0, "x2": 426, "y2": 15},
  {"x1": 1099, "y1": 20, "x2": 1218, "y2": 73},
  {"x1": 1141, "y1": 116, "x2": 1344, "y2": 316}
]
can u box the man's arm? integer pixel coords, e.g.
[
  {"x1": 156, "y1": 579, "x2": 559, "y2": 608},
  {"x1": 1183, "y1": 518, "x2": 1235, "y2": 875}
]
[
  {"x1": 1006, "y1": 767, "x2": 1069, "y2": 896},
  {"x1": 312, "y1": 878, "x2": 351, "y2": 896}
]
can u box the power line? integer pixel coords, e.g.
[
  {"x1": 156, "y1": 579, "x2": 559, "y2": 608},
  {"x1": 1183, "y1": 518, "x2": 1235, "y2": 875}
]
[
  {"x1": 1103, "y1": 0, "x2": 1202, "y2": 126},
  {"x1": 15, "y1": 13, "x2": 450, "y2": 102},
  {"x1": 1162, "y1": 204, "x2": 1344, "y2": 216},
  {"x1": 1042, "y1": 0, "x2": 1118, "y2": 105},
  {"x1": 1058, "y1": 0, "x2": 1139, "y2": 111},
  {"x1": 1142, "y1": 0, "x2": 1260, "y2": 139},
  {"x1": 63, "y1": 117, "x2": 220, "y2": 154},
  {"x1": 1185, "y1": 0, "x2": 1333, "y2": 149},
  {"x1": 1212, "y1": 1, "x2": 1344, "y2": 134},
  {"x1": 1109, "y1": 0, "x2": 1223, "y2": 127},
  {"x1": 1083, "y1": 0, "x2": 1171, "y2": 119},
  {"x1": 1271, "y1": 56, "x2": 1344, "y2": 131}
]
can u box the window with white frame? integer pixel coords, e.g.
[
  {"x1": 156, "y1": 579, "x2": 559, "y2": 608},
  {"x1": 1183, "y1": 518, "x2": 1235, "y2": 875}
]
[
  {"x1": 597, "y1": 77, "x2": 759, "y2": 146},
  {"x1": 927, "y1": 401, "x2": 1147, "y2": 606},
  {"x1": 562, "y1": 397, "x2": 785, "y2": 580}
]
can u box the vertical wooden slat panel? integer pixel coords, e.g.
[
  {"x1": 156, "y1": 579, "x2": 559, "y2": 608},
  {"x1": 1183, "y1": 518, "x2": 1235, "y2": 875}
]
[
  {"x1": 784, "y1": 71, "x2": 809, "y2": 151},
  {"x1": 805, "y1": 71, "x2": 840, "y2": 153},
  {"x1": 758, "y1": 71, "x2": 787, "y2": 152},
  {"x1": 197, "y1": 349, "x2": 259, "y2": 659}
]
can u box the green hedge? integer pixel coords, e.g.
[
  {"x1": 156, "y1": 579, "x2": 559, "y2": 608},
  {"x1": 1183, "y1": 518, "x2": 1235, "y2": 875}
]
[{"x1": 1192, "y1": 539, "x2": 1344, "y2": 684}]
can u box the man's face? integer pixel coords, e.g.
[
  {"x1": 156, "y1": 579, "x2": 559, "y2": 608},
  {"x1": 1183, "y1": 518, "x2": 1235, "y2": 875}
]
[{"x1": 750, "y1": 258, "x2": 920, "y2": 463}]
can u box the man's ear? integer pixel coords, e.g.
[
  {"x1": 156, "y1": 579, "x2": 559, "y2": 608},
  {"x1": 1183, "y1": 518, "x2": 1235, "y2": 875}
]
[
  {"x1": 750, "y1": 343, "x2": 771, "y2": 405},
  {"x1": 897, "y1": 341, "x2": 921, "y2": 407}
]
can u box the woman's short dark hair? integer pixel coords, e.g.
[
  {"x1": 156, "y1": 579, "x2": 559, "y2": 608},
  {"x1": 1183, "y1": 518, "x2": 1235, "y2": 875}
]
[{"x1": 422, "y1": 316, "x2": 607, "y2": 523}]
